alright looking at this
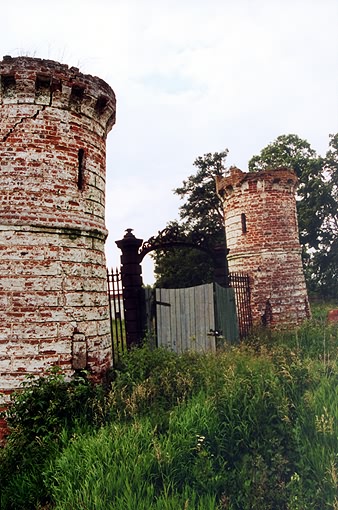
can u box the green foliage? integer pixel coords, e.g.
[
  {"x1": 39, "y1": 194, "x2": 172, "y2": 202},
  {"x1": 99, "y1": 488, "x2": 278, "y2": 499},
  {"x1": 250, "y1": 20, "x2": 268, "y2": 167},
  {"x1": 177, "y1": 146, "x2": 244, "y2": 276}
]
[
  {"x1": 309, "y1": 133, "x2": 338, "y2": 298},
  {"x1": 47, "y1": 417, "x2": 220, "y2": 510},
  {"x1": 5, "y1": 367, "x2": 104, "y2": 436},
  {"x1": 175, "y1": 150, "x2": 228, "y2": 238},
  {"x1": 153, "y1": 220, "x2": 218, "y2": 288},
  {"x1": 153, "y1": 151, "x2": 228, "y2": 288},
  {"x1": 1, "y1": 309, "x2": 337, "y2": 509},
  {"x1": 107, "y1": 346, "x2": 212, "y2": 429},
  {"x1": 154, "y1": 246, "x2": 216, "y2": 288},
  {"x1": 0, "y1": 368, "x2": 105, "y2": 509},
  {"x1": 46, "y1": 322, "x2": 337, "y2": 509}
]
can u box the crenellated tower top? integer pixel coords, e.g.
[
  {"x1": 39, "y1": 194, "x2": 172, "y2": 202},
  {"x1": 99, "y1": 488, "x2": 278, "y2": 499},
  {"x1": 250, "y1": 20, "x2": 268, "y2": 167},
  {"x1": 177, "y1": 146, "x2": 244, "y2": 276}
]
[
  {"x1": 0, "y1": 56, "x2": 116, "y2": 235},
  {"x1": 216, "y1": 166, "x2": 298, "y2": 199},
  {"x1": 0, "y1": 55, "x2": 116, "y2": 135}
]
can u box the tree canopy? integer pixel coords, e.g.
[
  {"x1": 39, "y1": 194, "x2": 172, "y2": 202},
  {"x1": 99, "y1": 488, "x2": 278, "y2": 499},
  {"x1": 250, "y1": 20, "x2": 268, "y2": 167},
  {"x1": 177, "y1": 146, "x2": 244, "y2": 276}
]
[{"x1": 153, "y1": 151, "x2": 228, "y2": 288}]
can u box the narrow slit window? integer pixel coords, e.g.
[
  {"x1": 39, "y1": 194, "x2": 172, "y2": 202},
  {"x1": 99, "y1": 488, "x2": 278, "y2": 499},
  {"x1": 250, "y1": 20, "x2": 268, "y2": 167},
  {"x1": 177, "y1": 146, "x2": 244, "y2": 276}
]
[
  {"x1": 77, "y1": 149, "x2": 85, "y2": 190},
  {"x1": 241, "y1": 213, "x2": 247, "y2": 234}
]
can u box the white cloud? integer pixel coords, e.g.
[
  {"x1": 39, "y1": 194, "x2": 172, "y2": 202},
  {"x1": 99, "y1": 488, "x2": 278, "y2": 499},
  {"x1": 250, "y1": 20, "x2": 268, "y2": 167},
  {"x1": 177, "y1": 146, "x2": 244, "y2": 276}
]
[{"x1": 1, "y1": 0, "x2": 337, "y2": 282}]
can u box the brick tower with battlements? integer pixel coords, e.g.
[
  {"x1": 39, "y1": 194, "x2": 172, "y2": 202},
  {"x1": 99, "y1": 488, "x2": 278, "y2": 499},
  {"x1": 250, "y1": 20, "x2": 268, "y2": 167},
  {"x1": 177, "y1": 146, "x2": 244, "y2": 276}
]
[
  {"x1": 0, "y1": 56, "x2": 116, "y2": 413},
  {"x1": 216, "y1": 167, "x2": 311, "y2": 328}
]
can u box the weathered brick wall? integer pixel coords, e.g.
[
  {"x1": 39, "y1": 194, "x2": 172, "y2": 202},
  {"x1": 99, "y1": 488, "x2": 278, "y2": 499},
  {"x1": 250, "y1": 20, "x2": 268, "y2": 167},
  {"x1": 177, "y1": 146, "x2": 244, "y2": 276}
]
[
  {"x1": 0, "y1": 56, "x2": 116, "y2": 411},
  {"x1": 216, "y1": 167, "x2": 310, "y2": 327}
]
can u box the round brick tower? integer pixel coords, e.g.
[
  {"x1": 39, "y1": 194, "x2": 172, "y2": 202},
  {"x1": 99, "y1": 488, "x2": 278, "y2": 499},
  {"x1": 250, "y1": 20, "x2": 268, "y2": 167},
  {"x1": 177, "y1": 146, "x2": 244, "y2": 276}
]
[
  {"x1": 0, "y1": 56, "x2": 116, "y2": 405},
  {"x1": 216, "y1": 167, "x2": 311, "y2": 328}
]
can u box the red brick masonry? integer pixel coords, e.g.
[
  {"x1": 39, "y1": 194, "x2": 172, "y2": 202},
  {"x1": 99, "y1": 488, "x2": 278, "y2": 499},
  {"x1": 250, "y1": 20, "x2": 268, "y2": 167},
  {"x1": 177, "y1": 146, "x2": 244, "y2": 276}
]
[{"x1": 216, "y1": 167, "x2": 311, "y2": 327}]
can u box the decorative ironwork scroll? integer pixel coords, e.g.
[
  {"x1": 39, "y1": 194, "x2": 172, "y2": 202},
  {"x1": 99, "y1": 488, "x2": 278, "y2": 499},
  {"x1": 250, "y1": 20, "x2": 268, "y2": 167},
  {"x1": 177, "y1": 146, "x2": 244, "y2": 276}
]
[{"x1": 139, "y1": 226, "x2": 215, "y2": 261}]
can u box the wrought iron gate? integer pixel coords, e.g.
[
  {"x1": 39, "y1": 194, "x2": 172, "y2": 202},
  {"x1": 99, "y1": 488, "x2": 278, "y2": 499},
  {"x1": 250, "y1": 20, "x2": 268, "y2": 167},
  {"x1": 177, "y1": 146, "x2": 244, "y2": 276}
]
[
  {"x1": 227, "y1": 272, "x2": 252, "y2": 338},
  {"x1": 106, "y1": 268, "x2": 127, "y2": 364}
]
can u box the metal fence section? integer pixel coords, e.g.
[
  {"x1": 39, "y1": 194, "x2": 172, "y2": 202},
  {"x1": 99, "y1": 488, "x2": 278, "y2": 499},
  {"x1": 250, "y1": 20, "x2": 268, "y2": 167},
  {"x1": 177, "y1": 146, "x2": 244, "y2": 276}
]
[
  {"x1": 107, "y1": 268, "x2": 127, "y2": 364},
  {"x1": 228, "y1": 272, "x2": 252, "y2": 338}
]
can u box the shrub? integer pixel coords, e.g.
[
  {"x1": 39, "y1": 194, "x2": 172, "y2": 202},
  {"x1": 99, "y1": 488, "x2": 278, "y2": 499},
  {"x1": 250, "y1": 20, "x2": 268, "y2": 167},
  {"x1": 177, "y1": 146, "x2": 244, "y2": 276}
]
[{"x1": 0, "y1": 367, "x2": 105, "y2": 510}]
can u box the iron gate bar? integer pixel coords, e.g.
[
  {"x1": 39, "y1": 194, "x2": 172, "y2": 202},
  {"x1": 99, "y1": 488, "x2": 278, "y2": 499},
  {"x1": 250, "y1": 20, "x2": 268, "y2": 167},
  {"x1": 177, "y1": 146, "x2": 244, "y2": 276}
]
[
  {"x1": 107, "y1": 267, "x2": 126, "y2": 364},
  {"x1": 228, "y1": 272, "x2": 252, "y2": 338},
  {"x1": 107, "y1": 268, "x2": 115, "y2": 362},
  {"x1": 113, "y1": 268, "x2": 124, "y2": 356}
]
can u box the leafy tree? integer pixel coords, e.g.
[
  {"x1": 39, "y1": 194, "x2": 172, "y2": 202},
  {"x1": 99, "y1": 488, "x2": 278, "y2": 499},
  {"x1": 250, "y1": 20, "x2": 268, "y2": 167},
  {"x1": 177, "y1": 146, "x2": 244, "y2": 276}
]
[
  {"x1": 153, "y1": 151, "x2": 228, "y2": 288},
  {"x1": 153, "y1": 245, "x2": 215, "y2": 289},
  {"x1": 309, "y1": 134, "x2": 338, "y2": 297},
  {"x1": 174, "y1": 150, "x2": 228, "y2": 239}
]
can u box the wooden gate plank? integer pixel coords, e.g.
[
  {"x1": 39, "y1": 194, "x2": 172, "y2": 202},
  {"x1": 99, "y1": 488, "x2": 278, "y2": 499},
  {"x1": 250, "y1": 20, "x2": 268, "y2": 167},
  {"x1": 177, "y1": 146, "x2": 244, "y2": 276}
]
[
  {"x1": 214, "y1": 284, "x2": 239, "y2": 344},
  {"x1": 207, "y1": 283, "x2": 216, "y2": 352},
  {"x1": 187, "y1": 286, "x2": 196, "y2": 351},
  {"x1": 180, "y1": 288, "x2": 188, "y2": 352},
  {"x1": 156, "y1": 288, "x2": 171, "y2": 349},
  {"x1": 173, "y1": 288, "x2": 181, "y2": 353},
  {"x1": 155, "y1": 283, "x2": 217, "y2": 354}
]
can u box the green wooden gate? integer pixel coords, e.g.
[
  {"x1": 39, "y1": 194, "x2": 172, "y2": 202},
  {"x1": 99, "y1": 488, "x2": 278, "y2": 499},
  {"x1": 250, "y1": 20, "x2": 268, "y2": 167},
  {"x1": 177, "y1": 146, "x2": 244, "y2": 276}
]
[
  {"x1": 154, "y1": 283, "x2": 239, "y2": 354},
  {"x1": 214, "y1": 283, "x2": 239, "y2": 345}
]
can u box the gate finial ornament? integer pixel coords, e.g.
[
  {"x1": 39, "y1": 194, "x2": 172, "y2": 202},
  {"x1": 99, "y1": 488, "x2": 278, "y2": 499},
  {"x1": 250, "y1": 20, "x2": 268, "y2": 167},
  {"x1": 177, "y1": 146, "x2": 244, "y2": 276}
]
[{"x1": 124, "y1": 228, "x2": 135, "y2": 238}]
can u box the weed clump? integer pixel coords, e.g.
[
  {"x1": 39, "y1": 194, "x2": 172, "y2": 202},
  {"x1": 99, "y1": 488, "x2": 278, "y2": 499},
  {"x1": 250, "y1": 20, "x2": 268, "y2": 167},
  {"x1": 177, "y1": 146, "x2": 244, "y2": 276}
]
[
  {"x1": 0, "y1": 310, "x2": 337, "y2": 509},
  {"x1": 0, "y1": 368, "x2": 104, "y2": 509}
]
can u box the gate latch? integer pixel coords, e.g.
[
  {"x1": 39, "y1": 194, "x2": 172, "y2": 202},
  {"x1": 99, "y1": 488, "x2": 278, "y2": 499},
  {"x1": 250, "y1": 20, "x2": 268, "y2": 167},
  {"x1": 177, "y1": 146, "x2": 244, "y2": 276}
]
[{"x1": 207, "y1": 329, "x2": 223, "y2": 337}]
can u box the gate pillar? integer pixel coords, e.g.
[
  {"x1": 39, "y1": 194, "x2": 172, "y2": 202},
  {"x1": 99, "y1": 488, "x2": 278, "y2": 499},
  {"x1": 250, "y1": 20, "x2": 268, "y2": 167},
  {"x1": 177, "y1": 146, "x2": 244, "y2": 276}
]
[{"x1": 116, "y1": 229, "x2": 144, "y2": 347}]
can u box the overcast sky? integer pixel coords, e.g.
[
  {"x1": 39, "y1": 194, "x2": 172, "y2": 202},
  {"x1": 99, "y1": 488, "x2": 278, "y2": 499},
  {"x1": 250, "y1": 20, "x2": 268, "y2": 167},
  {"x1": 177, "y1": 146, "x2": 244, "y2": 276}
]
[{"x1": 2, "y1": 0, "x2": 337, "y2": 283}]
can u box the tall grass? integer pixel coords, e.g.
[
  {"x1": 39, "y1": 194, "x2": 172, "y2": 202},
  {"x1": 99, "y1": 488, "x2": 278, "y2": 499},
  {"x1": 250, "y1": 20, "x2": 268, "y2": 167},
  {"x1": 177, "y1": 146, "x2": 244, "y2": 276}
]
[{"x1": 0, "y1": 305, "x2": 337, "y2": 509}]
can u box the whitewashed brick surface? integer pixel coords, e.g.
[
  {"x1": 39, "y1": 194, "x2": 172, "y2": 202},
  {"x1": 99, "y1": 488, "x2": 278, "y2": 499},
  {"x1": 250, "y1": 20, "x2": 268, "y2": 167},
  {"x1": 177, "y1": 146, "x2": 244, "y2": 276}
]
[{"x1": 0, "y1": 56, "x2": 116, "y2": 409}]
